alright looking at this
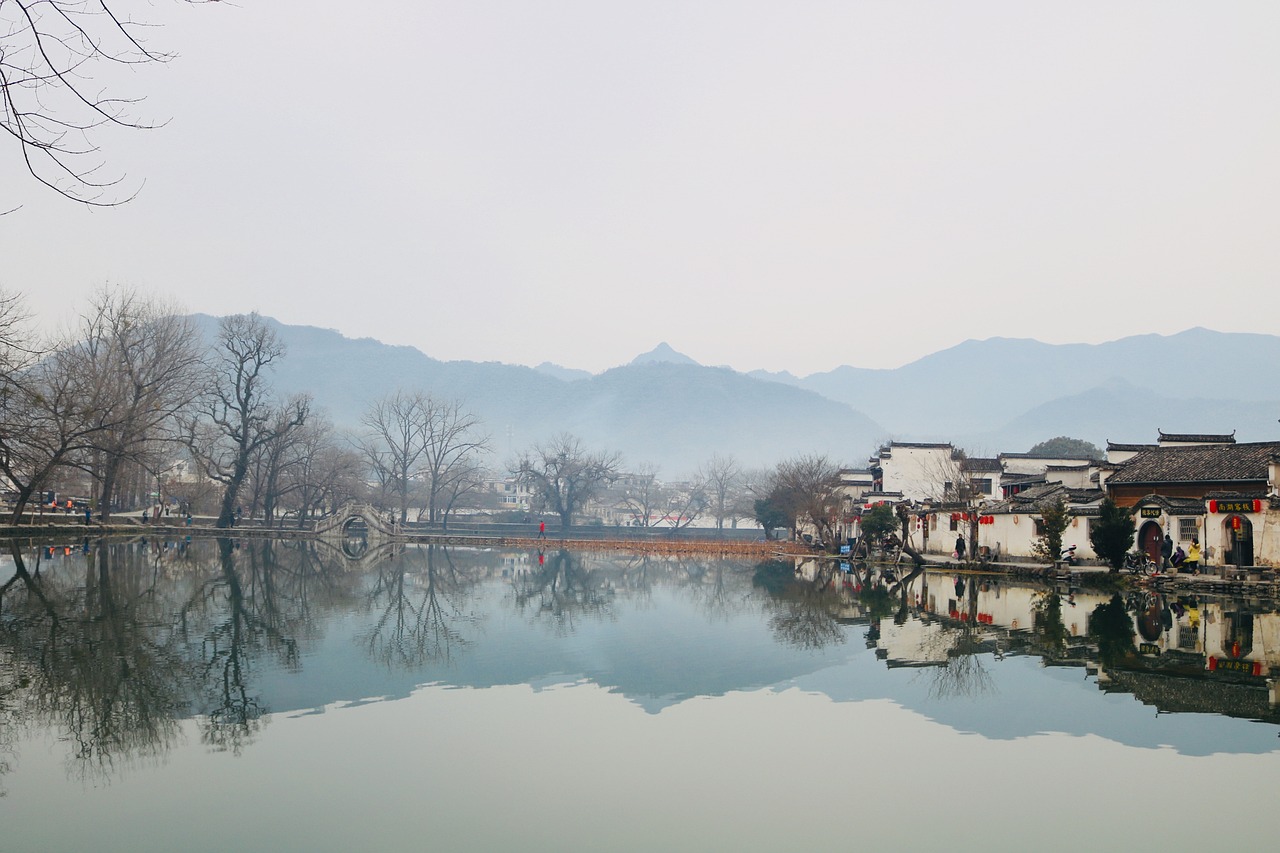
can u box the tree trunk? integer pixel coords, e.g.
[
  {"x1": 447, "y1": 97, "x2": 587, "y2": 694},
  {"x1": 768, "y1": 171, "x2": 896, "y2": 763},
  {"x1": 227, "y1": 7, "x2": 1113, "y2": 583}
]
[{"x1": 217, "y1": 457, "x2": 249, "y2": 528}]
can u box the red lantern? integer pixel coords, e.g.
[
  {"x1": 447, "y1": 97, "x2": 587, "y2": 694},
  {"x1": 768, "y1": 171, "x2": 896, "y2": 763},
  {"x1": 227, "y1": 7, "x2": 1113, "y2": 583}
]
[
  {"x1": 1232, "y1": 516, "x2": 1242, "y2": 530},
  {"x1": 1209, "y1": 500, "x2": 1218, "y2": 513}
]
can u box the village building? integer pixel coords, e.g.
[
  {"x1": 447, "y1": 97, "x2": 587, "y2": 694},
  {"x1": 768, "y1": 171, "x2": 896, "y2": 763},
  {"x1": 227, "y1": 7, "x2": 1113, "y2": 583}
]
[
  {"x1": 971, "y1": 482, "x2": 1104, "y2": 561},
  {"x1": 869, "y1": 442, "x2": 957, "y2": 502},
  {"x1": 1101, "y1": 438, "x2": 1280, "y2": 569}
]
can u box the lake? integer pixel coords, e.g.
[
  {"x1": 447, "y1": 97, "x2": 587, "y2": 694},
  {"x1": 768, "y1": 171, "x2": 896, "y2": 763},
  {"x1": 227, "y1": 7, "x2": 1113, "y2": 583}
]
[{"x1": 2, "y1": 537, "x2": 1277, "y2": 851}]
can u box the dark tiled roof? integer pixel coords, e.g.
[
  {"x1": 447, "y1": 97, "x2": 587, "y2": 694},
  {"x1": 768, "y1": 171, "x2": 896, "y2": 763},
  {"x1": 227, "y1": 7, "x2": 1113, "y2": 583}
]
[
  {"x1": 879, "y1": 442, "x2": 952, "y2": 456},
  {"x1": 1108, "y1": 442, "x2": 1280, "y2": 486},
  {"x1": 982, "y1": 484, "x2": 1103, "y2": 516},
  {"x1": 1157, "y1": 430, "x2": 1236, "y2": 444},
  {"x1": 1106, "y1": 441, "x2": 1156, "y2": 452},
  {"x1": 1045, "y1": 463, "x2": 1090, "y2": 471},
  {"x1": 961, "y1": 457, "x2": 1002, "y2": 472},
  {"x1": 1131, "y1": 494, "x2": 1206, "y2": 515},
  {"x1": 999, "y1": 451, "x2": 1097, "y2": 461}
]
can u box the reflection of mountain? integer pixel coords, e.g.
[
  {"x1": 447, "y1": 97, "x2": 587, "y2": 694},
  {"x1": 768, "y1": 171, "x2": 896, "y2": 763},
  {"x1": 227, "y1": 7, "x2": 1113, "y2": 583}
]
[{"x1": 3, "y1": 541, "x2": 1277, "y2": 766}]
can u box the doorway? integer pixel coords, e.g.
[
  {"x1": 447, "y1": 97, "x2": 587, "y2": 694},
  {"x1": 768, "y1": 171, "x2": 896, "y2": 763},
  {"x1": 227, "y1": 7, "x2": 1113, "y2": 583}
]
[
  {"x1": 1139, "y1": 521, "x2": 1163, "y2": 567},
  {"x1": 1222, "y1": 515, "x2": 1254, "y2": 566}
]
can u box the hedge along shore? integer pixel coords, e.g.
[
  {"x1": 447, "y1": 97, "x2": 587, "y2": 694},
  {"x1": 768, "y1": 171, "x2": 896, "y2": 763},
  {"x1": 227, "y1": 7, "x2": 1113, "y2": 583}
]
[{"x1": 0, "y1": 521, "x2": 811, "y2": 559}]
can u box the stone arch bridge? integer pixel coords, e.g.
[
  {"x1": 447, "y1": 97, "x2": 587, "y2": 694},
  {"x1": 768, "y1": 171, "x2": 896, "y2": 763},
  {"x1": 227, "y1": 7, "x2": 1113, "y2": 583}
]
[{"x1": 313, "y1": 503, "x2": 400, "y2": 541}]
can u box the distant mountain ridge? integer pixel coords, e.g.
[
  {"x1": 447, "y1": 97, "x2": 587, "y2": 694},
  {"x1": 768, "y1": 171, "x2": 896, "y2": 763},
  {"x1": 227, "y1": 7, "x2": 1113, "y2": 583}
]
[
  {"x1": 192, "y1": 317, "x2": 1280, "y2": 470},
  {"x1": 750, "y1": 327, "x2": 1280, "y2": 450},
  {"x1": 190, "y1": 317, "x2": 885, "y2": 474}
]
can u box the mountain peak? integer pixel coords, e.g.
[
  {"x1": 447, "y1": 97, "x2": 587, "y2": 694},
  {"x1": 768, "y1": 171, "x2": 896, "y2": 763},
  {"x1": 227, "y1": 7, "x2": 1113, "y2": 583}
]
[{"x1": 630, "y1": 342, "x2": 700, "y2": 367}]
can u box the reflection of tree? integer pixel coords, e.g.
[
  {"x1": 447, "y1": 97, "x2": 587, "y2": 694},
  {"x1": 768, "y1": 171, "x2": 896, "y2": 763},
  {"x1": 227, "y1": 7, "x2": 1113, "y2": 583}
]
[
  {"x1": 361, "y1": 545, "x2": 481, "y2": 670},
  {"x1": 512, "y1": 550, "x2": 614, "y2": 635},
  {"x1": 928, "y1": 576, "x2": 995, "y2": 700},
  {"x1": 752, "y1": 559, "x2": 846, "y2": 650},
  {"x1": 1032, "y1": 592, "x2": 1068, "y2": 660},
  {"x1": 1089, "y1": 593, "x2": 1136, "y2": 668},
  {"x1": 185, "y1": 539, "x2": 337, "y2": 754},
  {"x1": 1, "y1": 540, "x2": 189, "y2": 782},
  {"x1": 678, "y1": 558, "x2": 748, "y2": 623}
]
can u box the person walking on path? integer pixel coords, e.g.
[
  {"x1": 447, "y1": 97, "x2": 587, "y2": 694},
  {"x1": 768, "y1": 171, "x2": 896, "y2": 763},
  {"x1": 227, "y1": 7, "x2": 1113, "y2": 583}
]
[
  {"x1": 538, "y1": 520, "x2": 546, "y2": 540},
  {"x1": 955, "y1": 534, "x2": 966, "y2": 562}
]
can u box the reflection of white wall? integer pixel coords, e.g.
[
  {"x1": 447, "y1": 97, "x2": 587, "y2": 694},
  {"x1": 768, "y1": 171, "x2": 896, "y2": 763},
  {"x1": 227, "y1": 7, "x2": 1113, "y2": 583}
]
[{"x1": 876, "y1": 580, "x2": 1108, "y2": 664}]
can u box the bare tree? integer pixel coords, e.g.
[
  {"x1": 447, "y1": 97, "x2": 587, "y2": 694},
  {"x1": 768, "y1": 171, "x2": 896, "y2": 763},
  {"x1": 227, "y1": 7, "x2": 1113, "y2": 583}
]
[
  {"x1": 512, "y1": 433, "x2": 621, "y2": 530},
  {"x1": 0, "y1": 327, "x2": 118, "y2": 521},
  {"x1": 419, "y1": 398, "x2": 490, "y2": 524},
  {"x1": 661, "y1": 480, "x2": 708, "y2": 531},
  {"x1": 774, "y1": 454, "x2": 843, "y2": 545},
  {"x1": 69, "y1": 288, "x2": 202, "y2": 519},
  {"x1": 280, "y1": 417, "x2": 364, "y2": 527},
  {"x1": 358, "y1": 391, "x2": 431, "y2": 525},
  {"x1": 1, "y1": 0, "x2": 212, "y2": 206},
  {"x1": 183, "y1": 313, "x2": 307, "y2": 528},
  {"x1": 247, "y1": 401, "x2": 317, "y2": 528},
  {"x1": 927, "y1": 447, "x2": 987, "y2": 561},
  {"x1": 432, "y1": 457, "x2": 487, "y2": 530},
  {"x1": 616, "y1": 463, "x2": 663, "y2": 528},
  {"x1": 698, "y1": 453, "x2": 741, "y2": 532},
  {"x1": 0, "y1": 289, "x2": 35, "y2": 364}
]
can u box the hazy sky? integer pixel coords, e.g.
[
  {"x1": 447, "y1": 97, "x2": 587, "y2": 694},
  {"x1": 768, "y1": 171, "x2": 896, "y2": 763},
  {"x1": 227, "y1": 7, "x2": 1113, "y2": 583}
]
[{"x1": 3, "y1": 2, "x2": 1277, "y2": 375}]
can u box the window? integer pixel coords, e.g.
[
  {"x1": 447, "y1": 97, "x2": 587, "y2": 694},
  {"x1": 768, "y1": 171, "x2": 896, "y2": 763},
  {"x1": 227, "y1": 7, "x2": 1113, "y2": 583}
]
[
  {"x1": 1178, "y1": 517, "x2": 1198, "y2": 540},
  {"x1": 972, "y1": 478, "x2": 992, "y2": 495}
]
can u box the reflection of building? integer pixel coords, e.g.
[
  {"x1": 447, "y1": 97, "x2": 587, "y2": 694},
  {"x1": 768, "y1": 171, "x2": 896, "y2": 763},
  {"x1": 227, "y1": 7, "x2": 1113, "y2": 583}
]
[{"x1": 837, "y1": 567, "x2": 1280, "y2": 718}]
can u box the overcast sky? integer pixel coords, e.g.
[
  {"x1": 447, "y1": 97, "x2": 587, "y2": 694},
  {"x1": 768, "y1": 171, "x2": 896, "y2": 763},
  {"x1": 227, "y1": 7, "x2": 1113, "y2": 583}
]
[{"x1": 3, "y1": 2, "x2": 1278, "y2": 375}]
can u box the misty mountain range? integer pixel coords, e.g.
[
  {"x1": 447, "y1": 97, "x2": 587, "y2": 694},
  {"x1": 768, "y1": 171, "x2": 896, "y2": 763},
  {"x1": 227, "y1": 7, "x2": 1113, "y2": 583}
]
[{"x1": 198, "y1": 317, "x2": 1280, "y2": 475}]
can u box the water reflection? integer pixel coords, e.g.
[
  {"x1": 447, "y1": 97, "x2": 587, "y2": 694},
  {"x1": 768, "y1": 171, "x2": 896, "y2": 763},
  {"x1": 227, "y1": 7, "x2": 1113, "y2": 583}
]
[
  {"x1": 361, "y1": 543, "x2": 483, "y2": 669},
  {"x1": 1, "y1": 538, "x2": 1278, "y2": 793}
]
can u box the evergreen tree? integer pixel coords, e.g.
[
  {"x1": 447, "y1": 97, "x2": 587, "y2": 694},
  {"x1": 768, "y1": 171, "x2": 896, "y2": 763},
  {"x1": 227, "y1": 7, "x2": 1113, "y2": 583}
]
[
  {"x1": 1031, "y1": 495, "x2": 1071, "y2": 563},
  {"x1": 1027, "y1": 436, "x2": 1102, "y2": 459},
  {"x1": 1089, "y1": 498, "x2": 1135, "y2": 572}
]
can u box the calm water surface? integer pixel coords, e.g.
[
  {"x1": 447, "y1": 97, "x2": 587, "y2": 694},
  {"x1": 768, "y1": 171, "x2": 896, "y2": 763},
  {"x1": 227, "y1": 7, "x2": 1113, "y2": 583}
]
[{"x1": 2, "y1": 538, "x2": 1277, "y2": 851}]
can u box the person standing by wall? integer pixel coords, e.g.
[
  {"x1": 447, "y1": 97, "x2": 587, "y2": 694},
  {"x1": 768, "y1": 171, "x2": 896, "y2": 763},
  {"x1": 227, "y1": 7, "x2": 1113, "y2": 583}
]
[{"x1": 1184, "y1": 537, "x2": 1202, "y2": 575}]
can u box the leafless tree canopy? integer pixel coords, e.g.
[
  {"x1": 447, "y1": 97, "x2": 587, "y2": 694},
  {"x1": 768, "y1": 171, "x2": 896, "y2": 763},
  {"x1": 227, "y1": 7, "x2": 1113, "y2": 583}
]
[
  {"x1": 70, "y1": 287, "x2": 203, "y2": 518},
  {"x1": 184, "y1": 313, "x2": 309, "y2": 528},
  {"x1": 513, "y1": 433, "x2": 621, "y2": 529},
  {"x1": 357, "y1": 391, "x2": 490, "y2": 525},
  {"x1": 697, "y1": 453, "x2": 742, "y2": 530},
  {"x1": 774, "y1": 453, "x2": 843, "y2": 543},
  {"x1": 1, "y1": 0, "x2": 206, "y2": 205}
]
